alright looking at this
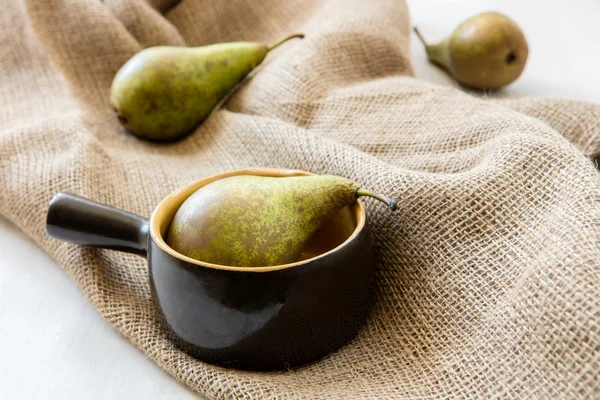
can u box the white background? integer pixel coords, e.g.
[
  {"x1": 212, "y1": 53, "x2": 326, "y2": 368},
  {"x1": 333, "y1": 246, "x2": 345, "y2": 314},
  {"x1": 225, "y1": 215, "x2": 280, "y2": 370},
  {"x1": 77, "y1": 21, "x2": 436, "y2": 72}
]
[{"x1": 2, "y1": 1, "x2": 599, "y2": 398}]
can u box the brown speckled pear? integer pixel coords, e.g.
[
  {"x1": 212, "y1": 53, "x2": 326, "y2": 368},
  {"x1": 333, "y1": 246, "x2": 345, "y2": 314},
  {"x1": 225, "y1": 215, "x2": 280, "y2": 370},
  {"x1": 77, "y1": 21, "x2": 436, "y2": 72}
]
[
  {"x1": 166, "y1": 174, "x2": 397, "y2": 267},
  {"x1": 110, "y1": 33, "x2": 304, "y2": 141},
  {"x1": 414, "y1": 12, "x2": 528, "y2": 90}
]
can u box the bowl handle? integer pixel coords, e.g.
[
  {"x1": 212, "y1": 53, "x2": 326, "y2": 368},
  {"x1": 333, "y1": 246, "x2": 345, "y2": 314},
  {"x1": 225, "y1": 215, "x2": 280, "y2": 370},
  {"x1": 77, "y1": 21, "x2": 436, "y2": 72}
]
[{"x1": 46, "y1": 193, "x2": 149, "y2": 257}]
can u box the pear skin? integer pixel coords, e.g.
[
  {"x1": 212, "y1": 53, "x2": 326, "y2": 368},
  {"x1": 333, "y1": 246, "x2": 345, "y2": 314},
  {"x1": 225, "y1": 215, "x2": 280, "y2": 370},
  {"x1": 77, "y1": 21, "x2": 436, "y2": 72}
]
[
  {"x1": 110, "y1": 34, "x2": 303, "y2": 141},
  {"x1": 166, "y1": 175, "x2": 396, "y2": 267},
  {"x1": 414, "y1": 12, "x2": 528, "y2": 90}
]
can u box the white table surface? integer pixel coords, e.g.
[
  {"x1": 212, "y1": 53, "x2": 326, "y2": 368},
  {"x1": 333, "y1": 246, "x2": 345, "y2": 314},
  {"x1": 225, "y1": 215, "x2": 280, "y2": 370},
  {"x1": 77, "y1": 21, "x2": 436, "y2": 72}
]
[{"x1": 2, "y1": 1, "x2": 599, "y2": 398}]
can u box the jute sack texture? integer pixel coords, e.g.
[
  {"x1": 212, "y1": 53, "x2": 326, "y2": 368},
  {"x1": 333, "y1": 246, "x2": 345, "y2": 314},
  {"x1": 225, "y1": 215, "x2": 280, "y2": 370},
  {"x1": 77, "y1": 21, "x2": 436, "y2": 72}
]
[{"x1": 1, "y1": 0, "x2": 599, "y2": 398}]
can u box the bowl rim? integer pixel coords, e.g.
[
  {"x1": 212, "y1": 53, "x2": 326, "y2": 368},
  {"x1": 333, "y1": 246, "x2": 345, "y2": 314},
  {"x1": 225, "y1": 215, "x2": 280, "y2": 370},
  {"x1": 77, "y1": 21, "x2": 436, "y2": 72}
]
[{"x1": 149, "y1": 167, "x2": 366, "y2": 272}]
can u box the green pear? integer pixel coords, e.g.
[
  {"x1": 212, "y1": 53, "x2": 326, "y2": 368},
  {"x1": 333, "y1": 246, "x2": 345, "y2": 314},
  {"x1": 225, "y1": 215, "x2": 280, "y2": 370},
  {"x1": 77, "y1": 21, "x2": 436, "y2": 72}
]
[
  {"x1": 166, "y1": 175, "x2": 397, "y2": 267},
  {"x1": 110, "y1": 33, "x2": 304, "y2": 141},
  {"x1": 414, "y1": 12, "x2": 528, "y2": 89}
]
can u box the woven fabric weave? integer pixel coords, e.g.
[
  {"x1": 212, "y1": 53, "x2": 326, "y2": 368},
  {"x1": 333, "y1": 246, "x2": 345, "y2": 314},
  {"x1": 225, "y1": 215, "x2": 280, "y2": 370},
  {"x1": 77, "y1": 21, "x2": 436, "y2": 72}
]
[{"x1": 1, "y1": 0, "x2": 599, "y2": 398}]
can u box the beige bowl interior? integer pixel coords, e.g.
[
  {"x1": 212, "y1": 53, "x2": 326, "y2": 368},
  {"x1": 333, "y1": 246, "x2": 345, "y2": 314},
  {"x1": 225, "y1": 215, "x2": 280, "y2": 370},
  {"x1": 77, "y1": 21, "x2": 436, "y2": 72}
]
[{"x1": 150, "y1": 168, "x2": 365, "y2": 272}]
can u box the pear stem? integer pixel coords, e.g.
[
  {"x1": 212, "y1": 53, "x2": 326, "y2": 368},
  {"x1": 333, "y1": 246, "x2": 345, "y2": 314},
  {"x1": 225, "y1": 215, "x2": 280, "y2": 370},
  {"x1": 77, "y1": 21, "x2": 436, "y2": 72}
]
[
  {"x1": 267, "y1": 33, "x2": 305, "y2": 52},
  {"x1": 413, "y1": 27, "x2": 428, "y2": 48},
  {"x1": 356, "y1": 189, "x2": 398, "y2": 211}
]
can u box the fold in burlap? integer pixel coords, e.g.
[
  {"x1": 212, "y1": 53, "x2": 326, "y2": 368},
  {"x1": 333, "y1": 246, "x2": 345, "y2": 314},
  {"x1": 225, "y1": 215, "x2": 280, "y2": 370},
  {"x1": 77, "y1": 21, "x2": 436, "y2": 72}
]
[{"x1": 1, "y1": 0, "x2": 599, "y2": 398}]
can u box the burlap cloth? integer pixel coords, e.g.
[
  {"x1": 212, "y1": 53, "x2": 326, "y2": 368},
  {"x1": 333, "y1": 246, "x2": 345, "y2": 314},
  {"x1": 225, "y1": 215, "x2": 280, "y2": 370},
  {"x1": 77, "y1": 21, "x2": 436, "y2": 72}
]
[{"x1": 1, "y1": 0, "x2": 599, "y2": 398}]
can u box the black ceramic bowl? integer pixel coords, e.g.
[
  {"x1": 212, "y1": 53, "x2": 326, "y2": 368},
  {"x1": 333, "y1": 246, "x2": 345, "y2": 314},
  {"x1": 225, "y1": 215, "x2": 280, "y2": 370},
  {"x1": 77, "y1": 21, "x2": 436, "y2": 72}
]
[{"x1": 46, "y1": 168, "x2": 375, "y2": 370}]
